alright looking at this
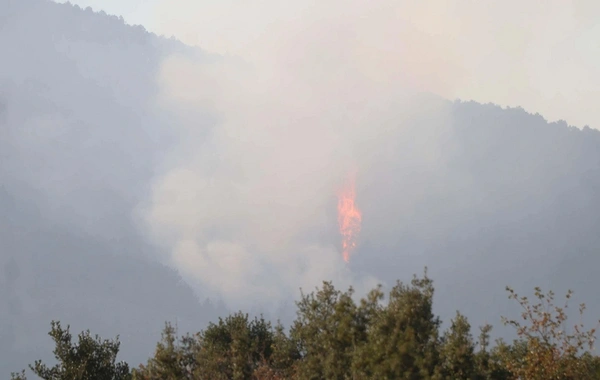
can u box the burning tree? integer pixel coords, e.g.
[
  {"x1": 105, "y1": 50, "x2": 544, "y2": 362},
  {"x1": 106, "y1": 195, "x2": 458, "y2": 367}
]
[{"x1": 337, "y1": 173, "x2": 362, "y2": 263}]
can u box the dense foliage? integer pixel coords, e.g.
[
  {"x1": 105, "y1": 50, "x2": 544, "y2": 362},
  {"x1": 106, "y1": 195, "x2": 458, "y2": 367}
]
[{"x1": 12, "y1": 270, "x2": 600, "y2": 379}]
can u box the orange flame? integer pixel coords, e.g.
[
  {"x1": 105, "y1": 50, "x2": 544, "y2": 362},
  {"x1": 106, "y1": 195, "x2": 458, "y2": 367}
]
[{"x1": 337, "y1": 174, "x2": 362, "y2": 263}]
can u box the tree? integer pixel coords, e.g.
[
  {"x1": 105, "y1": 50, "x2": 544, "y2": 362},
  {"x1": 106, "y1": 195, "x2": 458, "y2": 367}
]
[
  {"x1": 261, "y1": 322, "x2": 299, "y2": 378},
  {"x1": 11, "y1": 321, "x2": 130, "y2": 380},
  {"x1": 354, "y1": 270, "x2": 442, "y2": 379},
  {"x1": 498, "y1": 286, "x2": 600, "y2": 379},
  {"x1": 194, "y1": 312, "x2": 275, "y2": 380},
  {"x1": 291, "y1": 282, "x2": 367, "y2": 380},
  {"x1": 471, "y1": 324, "x2": 511, "y2": 380},
  {"x1": 134, "y1": 313, "x2": 285, "y2": 380},
  {"x1": 13, "y1": 272, "x2": 600, "y2": 380},
  {"x1": 439, "y1": 311, "x2": 476, "y2": 379},
  {"x1": 132, "y1": 323, "x2": 199, "y2": 379}
]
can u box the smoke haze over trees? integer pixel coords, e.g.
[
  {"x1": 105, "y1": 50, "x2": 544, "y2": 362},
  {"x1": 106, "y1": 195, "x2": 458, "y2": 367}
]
[{"x1": 2, "y1": 0, "x2": 600, "y2": 376}]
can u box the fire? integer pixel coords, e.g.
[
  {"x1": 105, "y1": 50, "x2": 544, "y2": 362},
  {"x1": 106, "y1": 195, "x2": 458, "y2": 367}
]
[{"x1": 337, "y1": 173, "x2": 362, "y2": 263}]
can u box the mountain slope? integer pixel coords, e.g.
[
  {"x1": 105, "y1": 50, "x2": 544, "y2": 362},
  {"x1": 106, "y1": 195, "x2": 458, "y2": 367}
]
[
  {"x1": 0, "y1": 0, "x2": 224, "y2": 374},
  {"x1": 2, "y1": 0, "x2": 600, "y2": 375}
]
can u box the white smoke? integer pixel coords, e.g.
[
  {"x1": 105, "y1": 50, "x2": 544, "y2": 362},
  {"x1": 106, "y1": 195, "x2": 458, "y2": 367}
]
[
  {"x1": 139, "y1": 47, "x2": 392, "y2": 308},
  {"x1": 148, "y1": 0, "x2": 600, "y2": 128},
  {"x1": 138, "y1": 0, "x2": 599, "y2": 310}
]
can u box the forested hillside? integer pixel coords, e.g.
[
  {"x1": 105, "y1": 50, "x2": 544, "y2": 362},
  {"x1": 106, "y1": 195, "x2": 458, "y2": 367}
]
[{"x1": 2, "y1": 0, "x2": 600, "y2": 377}]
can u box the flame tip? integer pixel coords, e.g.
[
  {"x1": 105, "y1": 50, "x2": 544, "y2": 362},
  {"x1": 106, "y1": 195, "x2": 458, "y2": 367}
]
[{"x1": 337, "y1": 173, "x2": 362, "y2": 263}]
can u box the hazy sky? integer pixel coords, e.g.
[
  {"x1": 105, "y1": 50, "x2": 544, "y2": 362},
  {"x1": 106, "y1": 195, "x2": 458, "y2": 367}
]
[{"x1": 55, "y1": 0, "x2": 600, "y2": 129}]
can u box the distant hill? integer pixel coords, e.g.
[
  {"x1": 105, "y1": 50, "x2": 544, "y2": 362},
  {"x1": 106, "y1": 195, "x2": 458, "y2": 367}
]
[
  {"x1": 354, "y1": 101, "x2": 600, "y2": 333},
  {"x1": 0, "y1": 0, "x2": 225, "y2": 374},
  {"x1": 2, "y1": 0, "x2": 600, "y2": 376}
]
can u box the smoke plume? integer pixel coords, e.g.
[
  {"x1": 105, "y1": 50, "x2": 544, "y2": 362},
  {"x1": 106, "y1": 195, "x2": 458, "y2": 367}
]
[
  {"x1": 139, "y1": 0, "x2": 600, "y2": 310},
  {"x1": 138, "y1": 1, "x2": 461, "y2": 309}
]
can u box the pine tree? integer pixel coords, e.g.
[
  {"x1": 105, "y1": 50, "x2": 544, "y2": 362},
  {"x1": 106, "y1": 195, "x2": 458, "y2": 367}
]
[
  {"x1": 11, "y1": 321, "x2": 130, "y2": 380},
  {"x1": 194, "y1": 312, "x2": 274, "y2": 380},
  {"x1": 354, "y1": 270, "x2": 443, "y2": 379},
  {"x1": 439, "y1": 311, "x2": 476, "y2": 379},
  {"x1": 132, "y1": 322, "x2": 199, "y2": 379},
  {"x1": 291, "y1": 282, "x2": 365, "y2": 380}
]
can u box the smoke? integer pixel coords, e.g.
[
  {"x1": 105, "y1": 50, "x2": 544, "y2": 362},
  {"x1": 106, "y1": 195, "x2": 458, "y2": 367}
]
[
  {"x1": 148, "y1": 0, "x2": 600, "y2": 128},
  {"x1": 139, "y1": 0, "x2": 600, "y2": 310},
  {"x1": 137, "y1": 1, "x2": 463, "y2": 309}
]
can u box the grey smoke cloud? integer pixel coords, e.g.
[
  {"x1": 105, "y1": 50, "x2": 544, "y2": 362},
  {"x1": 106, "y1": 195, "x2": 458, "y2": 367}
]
[
  {"x1": 138, "y1": 2, "x2": 462, "y2": 308},
  {"x1": 148, "y1": 0, "x2": 600, "y2": 128},
  {"x1": 140, "y1": 55, "x2": 381, "y2": 308},
  {"x1": 131, "y1": 0, "x2": 600, "y2": 320}
]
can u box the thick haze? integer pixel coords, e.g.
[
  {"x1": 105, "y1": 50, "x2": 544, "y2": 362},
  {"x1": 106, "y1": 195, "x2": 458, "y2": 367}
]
[
  {"x1": 139, "y1": 31, "x2": 454, "y2": 309},
  {"x1": 61, "y1": 0, "x2": 600, "y2": 129},
  {"x1": 2, "y1": 0, "x2": 600, "y2": 375},
  {"x1": 0, "y1": 0, "x2": 227, "y2": 373},
  {"x1": 154, "y1": 0, "x2": 600, "y2": 130},
  {"x1": 138, "y1": 0, "x2": 600, "y2": 309}
]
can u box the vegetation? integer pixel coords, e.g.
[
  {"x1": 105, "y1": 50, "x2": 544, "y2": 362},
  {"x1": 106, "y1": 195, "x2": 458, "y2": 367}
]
[
  {"x1": 11, "y1": 321, "x2": 130, "y2": 380},
  {"x1": 12, "y1": 270, "x2": 600, "y2": 379}
]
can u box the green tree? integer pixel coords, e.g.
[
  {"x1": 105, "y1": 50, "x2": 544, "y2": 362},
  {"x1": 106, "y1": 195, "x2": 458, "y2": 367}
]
[
  {"x1": 354, "y1": 270, "x2": 442, "y2": 379},
  {"x1": 194, "y1": 312, "x2": 274, "y2": 380},
  {"x1": 291, "y1": 282, "x2": 367, "y2": 380},
  {"x1": 263, "y1": 322, "x2": 300, "y2": 378},
  {"x1": 11, "y1": 321, "x2": 130, "y2": 380},
  {"x1": 16, "y1": 272, "x2": 600, "y2": 380},
  {"x1": 132, "y1": 322, "x2": 199, "y2": 379},
  {"x1": 471, "y1": 324, "x2": 511, "y2": 380},
  {"x1": 439, "y1": 311, "x2": 476, "y2": 379}
]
